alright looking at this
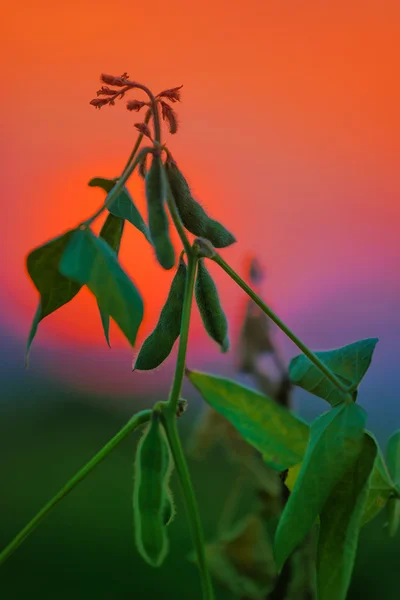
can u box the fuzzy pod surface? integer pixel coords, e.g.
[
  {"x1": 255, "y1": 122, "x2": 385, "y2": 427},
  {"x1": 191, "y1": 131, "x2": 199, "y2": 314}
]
[
  {"x1": 195, "y1": 259, "x2": 229, "y2": 352},
  {"x1": 145, "y1": 154, "x2": 175, "y2": 269},
  {"x1": 134, "y1": 257, "x2": 187, "y2": 370},
  {"x1": 165, "y1": 160, "x2": 235, "y2": 248},
  {"x1": 133, "y1": 411, "x2": 174, "y2": 567}
]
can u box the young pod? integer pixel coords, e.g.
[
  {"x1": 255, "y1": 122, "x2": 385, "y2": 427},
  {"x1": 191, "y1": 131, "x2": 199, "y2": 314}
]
[
  {"x1": 165, "y1": 160, "x2": 236, "y2": 248},
  {"x1": 145, "y1": 153, "x2": 175, "y2": 269},
  {"x1": 195, "y1": 259, "x2": 229, "y2": 352},
  {"x1": 134, "y1": 257, "x2": 187, "y2": 370},
  {"x1": 133, "y1": 411, "x2": 174, "y2": 567}
]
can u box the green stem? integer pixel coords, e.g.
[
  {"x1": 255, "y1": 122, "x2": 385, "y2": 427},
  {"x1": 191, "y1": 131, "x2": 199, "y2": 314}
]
[
  {"x1": 161, "y1": 253, "x2": 214, "y2": 599},
  {"x1": 162, "y1": 413, "x2": 214, "y2": 600},
  {"x1": 168, "y1": 255, "x2": 197, "y2": 412},
  {"x1": 84, "y1": 146, "x2": 152, "y2": 226},
  {"x1": 0, "y1": 409, "x2": 152, "y2": 567},
  {"x1": 214, "y1": 254, "x2": 351, "y2": 398}
]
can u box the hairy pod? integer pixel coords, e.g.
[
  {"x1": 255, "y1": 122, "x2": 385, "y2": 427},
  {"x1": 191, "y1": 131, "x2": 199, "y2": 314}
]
[
  {"x1": 145, "y1": 153, "x2": 175, "y2": 269},
  {"x1": 134, "y1": 257, "x2": 187, "y2": 370},
  {"x1": 165, "y1": 160, "x2": 236, "y2": 248},
  {"x1": 133, "y1": 411, "x2": 174, "y2": 566},
  {"x1": 195, "y1": 259, "x2": 229, "y2": 352}
]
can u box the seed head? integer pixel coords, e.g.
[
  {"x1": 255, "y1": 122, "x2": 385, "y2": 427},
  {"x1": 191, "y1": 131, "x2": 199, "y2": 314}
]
[
  {"x1": 89, "y1": 98, "x2": 111, "y2": 109},
  {"x1": 100, "y1": 73, "x2": 129, "y2": 87},
  {"x1": 134, "y1": 122, "x2": 152, "y2": 139}
]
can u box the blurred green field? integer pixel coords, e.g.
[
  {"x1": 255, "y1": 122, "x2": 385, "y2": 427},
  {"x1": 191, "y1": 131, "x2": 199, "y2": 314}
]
[{"x1": 1, "y1": 386, "x2": 399, "y2": 599}]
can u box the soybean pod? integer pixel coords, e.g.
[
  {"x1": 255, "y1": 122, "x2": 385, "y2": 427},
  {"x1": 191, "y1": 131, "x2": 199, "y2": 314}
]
[
  {"x1": 165, "y1": 159, "x2": 236, "y2": 248},
  {"x1": 133, "y1": 411, "x2": 174, "y2": 567},
  {"x1": 134, "y1": 257, "x2": 187, "y2": 370},
  {"x1": 145, "y1": 153, "x2": 175, "y2": 270},
  {"x1": 195, "y1": 259, "x2": 230, "y2": 352}
]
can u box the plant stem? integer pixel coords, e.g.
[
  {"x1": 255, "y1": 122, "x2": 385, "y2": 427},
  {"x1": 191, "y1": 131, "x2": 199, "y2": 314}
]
[
  {"x1": 162, "y1": 414, "x2": 214, "y2": 600},
  {"x1": 161, "y1": 253, "x2": 214, "y2": 599},
  {"x1": 214, "y1": 254, "x2": 351, "y2": 398},
  {"x1": 84, "y1": 146, "x2": 152, "y2": 227},
  {"x1": 0, "y1": 409, "x2": 152, "y2": 567},
  {"x1": 168, "y1": 254, "x2": 197, "y2": 412}
]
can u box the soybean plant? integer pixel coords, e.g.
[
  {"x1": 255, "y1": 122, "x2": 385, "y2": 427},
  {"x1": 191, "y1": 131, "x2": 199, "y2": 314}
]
[{"x1": 1, "y1": 72, "x2": 399, "y2": 600}]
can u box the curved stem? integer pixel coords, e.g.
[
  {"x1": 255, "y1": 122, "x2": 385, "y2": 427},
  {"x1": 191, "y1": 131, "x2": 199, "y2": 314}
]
[
  {"x1": 168, "y1": 254, "x2": 197, "y2": 412},
  {"x1": 214, "y1": 254, "x2": 352, "y2": 398},
  {"x1": 0, "y1": 409, "x2": 152, "y2": 567},
  {"x1": 162, "y1": 414, "x2": 214, "y2": 600},
  {"x1": 124, "y1": 80, "x2": 161, "y2": 144},
  {"x1": 84, "y1": 146, "x2": 152, "y2": 226}
]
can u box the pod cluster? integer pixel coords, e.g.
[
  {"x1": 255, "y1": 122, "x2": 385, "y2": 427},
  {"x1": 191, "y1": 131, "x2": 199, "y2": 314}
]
[
  {"x1": 134, "y1": 257, "x2": 187, "y2": 370},
  {"x1": 133, "y1": 411, "x2": 175, "y2": 567},
  {"x1": 145, "y1": 153, "x2": 175, "y2": 270},
  {"x1": 165, "y1": 159, "x2": 236, "y2": 248}
]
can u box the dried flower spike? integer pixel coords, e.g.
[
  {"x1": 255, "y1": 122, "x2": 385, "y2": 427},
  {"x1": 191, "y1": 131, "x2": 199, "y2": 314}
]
[
  {"x1": 160, "y1": 101, "x2": 178, "y2": 134},
  {"x1": 127, "y1": 99, "x2": 148, "y2": 112},
  {"x1": 101, "y1": 73, "x2": 128, "y2": 87},
  {"x1": 134, "y1": 122, "x2": 152, "y2": 139},
  {"x1": 96, "y1": 86, "x2": 117, "y2": 97},
  {"x1": 89, "y1": 98, "x2": 111, "y2": 109},
  {"x1": 158, "y1": 85, "x2": 183, "y2": 103}
]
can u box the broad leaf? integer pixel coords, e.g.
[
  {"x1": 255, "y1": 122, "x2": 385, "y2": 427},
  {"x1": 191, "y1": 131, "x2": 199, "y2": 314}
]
[
  {"x1": 97, "y1": 213, "x2": 125, "y2": 347},
  {"x1": 59, "y1": 228, "x2": 143, "y2": 346},
  {"x1": 387, "y1": 430, "x2": 400, "y2": 488},
  {"x1": 289, "y1": 338, "x2": 378, "y2": 406},
  {"x1": 285, "y1": 436, "x2": 393, "y2": 527},
  {"x1": 88, "y1": 177, "x2": 150, "y2": 241},
  {"x1": 26, "y1": 230, "x2": 82, "y2": 361},
  {"x1": 187, "y1": 371, "x2": 310, "y2": 471},
  {"x1": 274, "y1": 402, "x2": 366, "y2": 570},
  {"x1": 317, "y1": 433, "x2": 377, "y2": 600}
]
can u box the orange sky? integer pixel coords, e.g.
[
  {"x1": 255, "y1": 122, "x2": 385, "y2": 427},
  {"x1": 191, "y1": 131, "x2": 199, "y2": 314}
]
[{"x1": 2, "y1": 1, "x2": 400, "y2": 377}]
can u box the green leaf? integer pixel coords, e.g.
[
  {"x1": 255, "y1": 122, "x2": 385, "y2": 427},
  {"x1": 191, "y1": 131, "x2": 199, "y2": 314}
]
[
  {"x1": 97, "y1": 213, "x2": 125, "y2": 347},
  {"x1": 285, "y1": 435, "x2": 393, "y2": 527},
  {"x1": 59, "y1": 227, "x2": 143, "y2": 347},
  {"x1": 186, "y1": 371, "x2": 310, "y2": 471},
  {"x1": 317, "y1": 433, "x2": 377, "y2": 600},
  {"x1": 274, "y1": 402, "x2": 366, "y2": 570},
  {"x1": 289, "y1": 338, "x2": 379, "y2": 406},
  {"x1": 26, "y1": 230, "x2": 82, "y2": 362},
  {"x1": 88, "y1": 177, "x2": 150, "y2": 241},
  {"x1": 386, "y1": 430, "x2": 400, "y2": 488},
  {"x1": 361, "y1": 433, "x2": 393, "y2": 525}
]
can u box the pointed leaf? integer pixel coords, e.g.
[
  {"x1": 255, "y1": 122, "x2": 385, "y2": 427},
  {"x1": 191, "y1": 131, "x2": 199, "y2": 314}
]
[
  {"x1": 274, "y1": 402, "x2": 366, "y2": 570},
  {"x1": 286, "y1": 435, "x2": 393, "y2": 527},
  {"x1": 289, "y1": 338, "x2": 379, "y2": 406},
  {"x1": 386, "y1": 430, "x2": 400, "y2": 487},
  {"x1": 26, "y1": 230, "x2": 82, "y2": 360},
  {"x1": 317, "y1": 433, "x2": 377, "y2": 600},
  {"x1": 97, "y1": 213, "x2": 125, "y2": 346},
  {"x1": 88, "y1": 177, "x2": 150, "y2": 241},
  {"x1": 59, "y1": 228, "x2": 143, "y2": 346},
  {"x1": 187, "y1": 371, "x2": 310, "y2": 471}
]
